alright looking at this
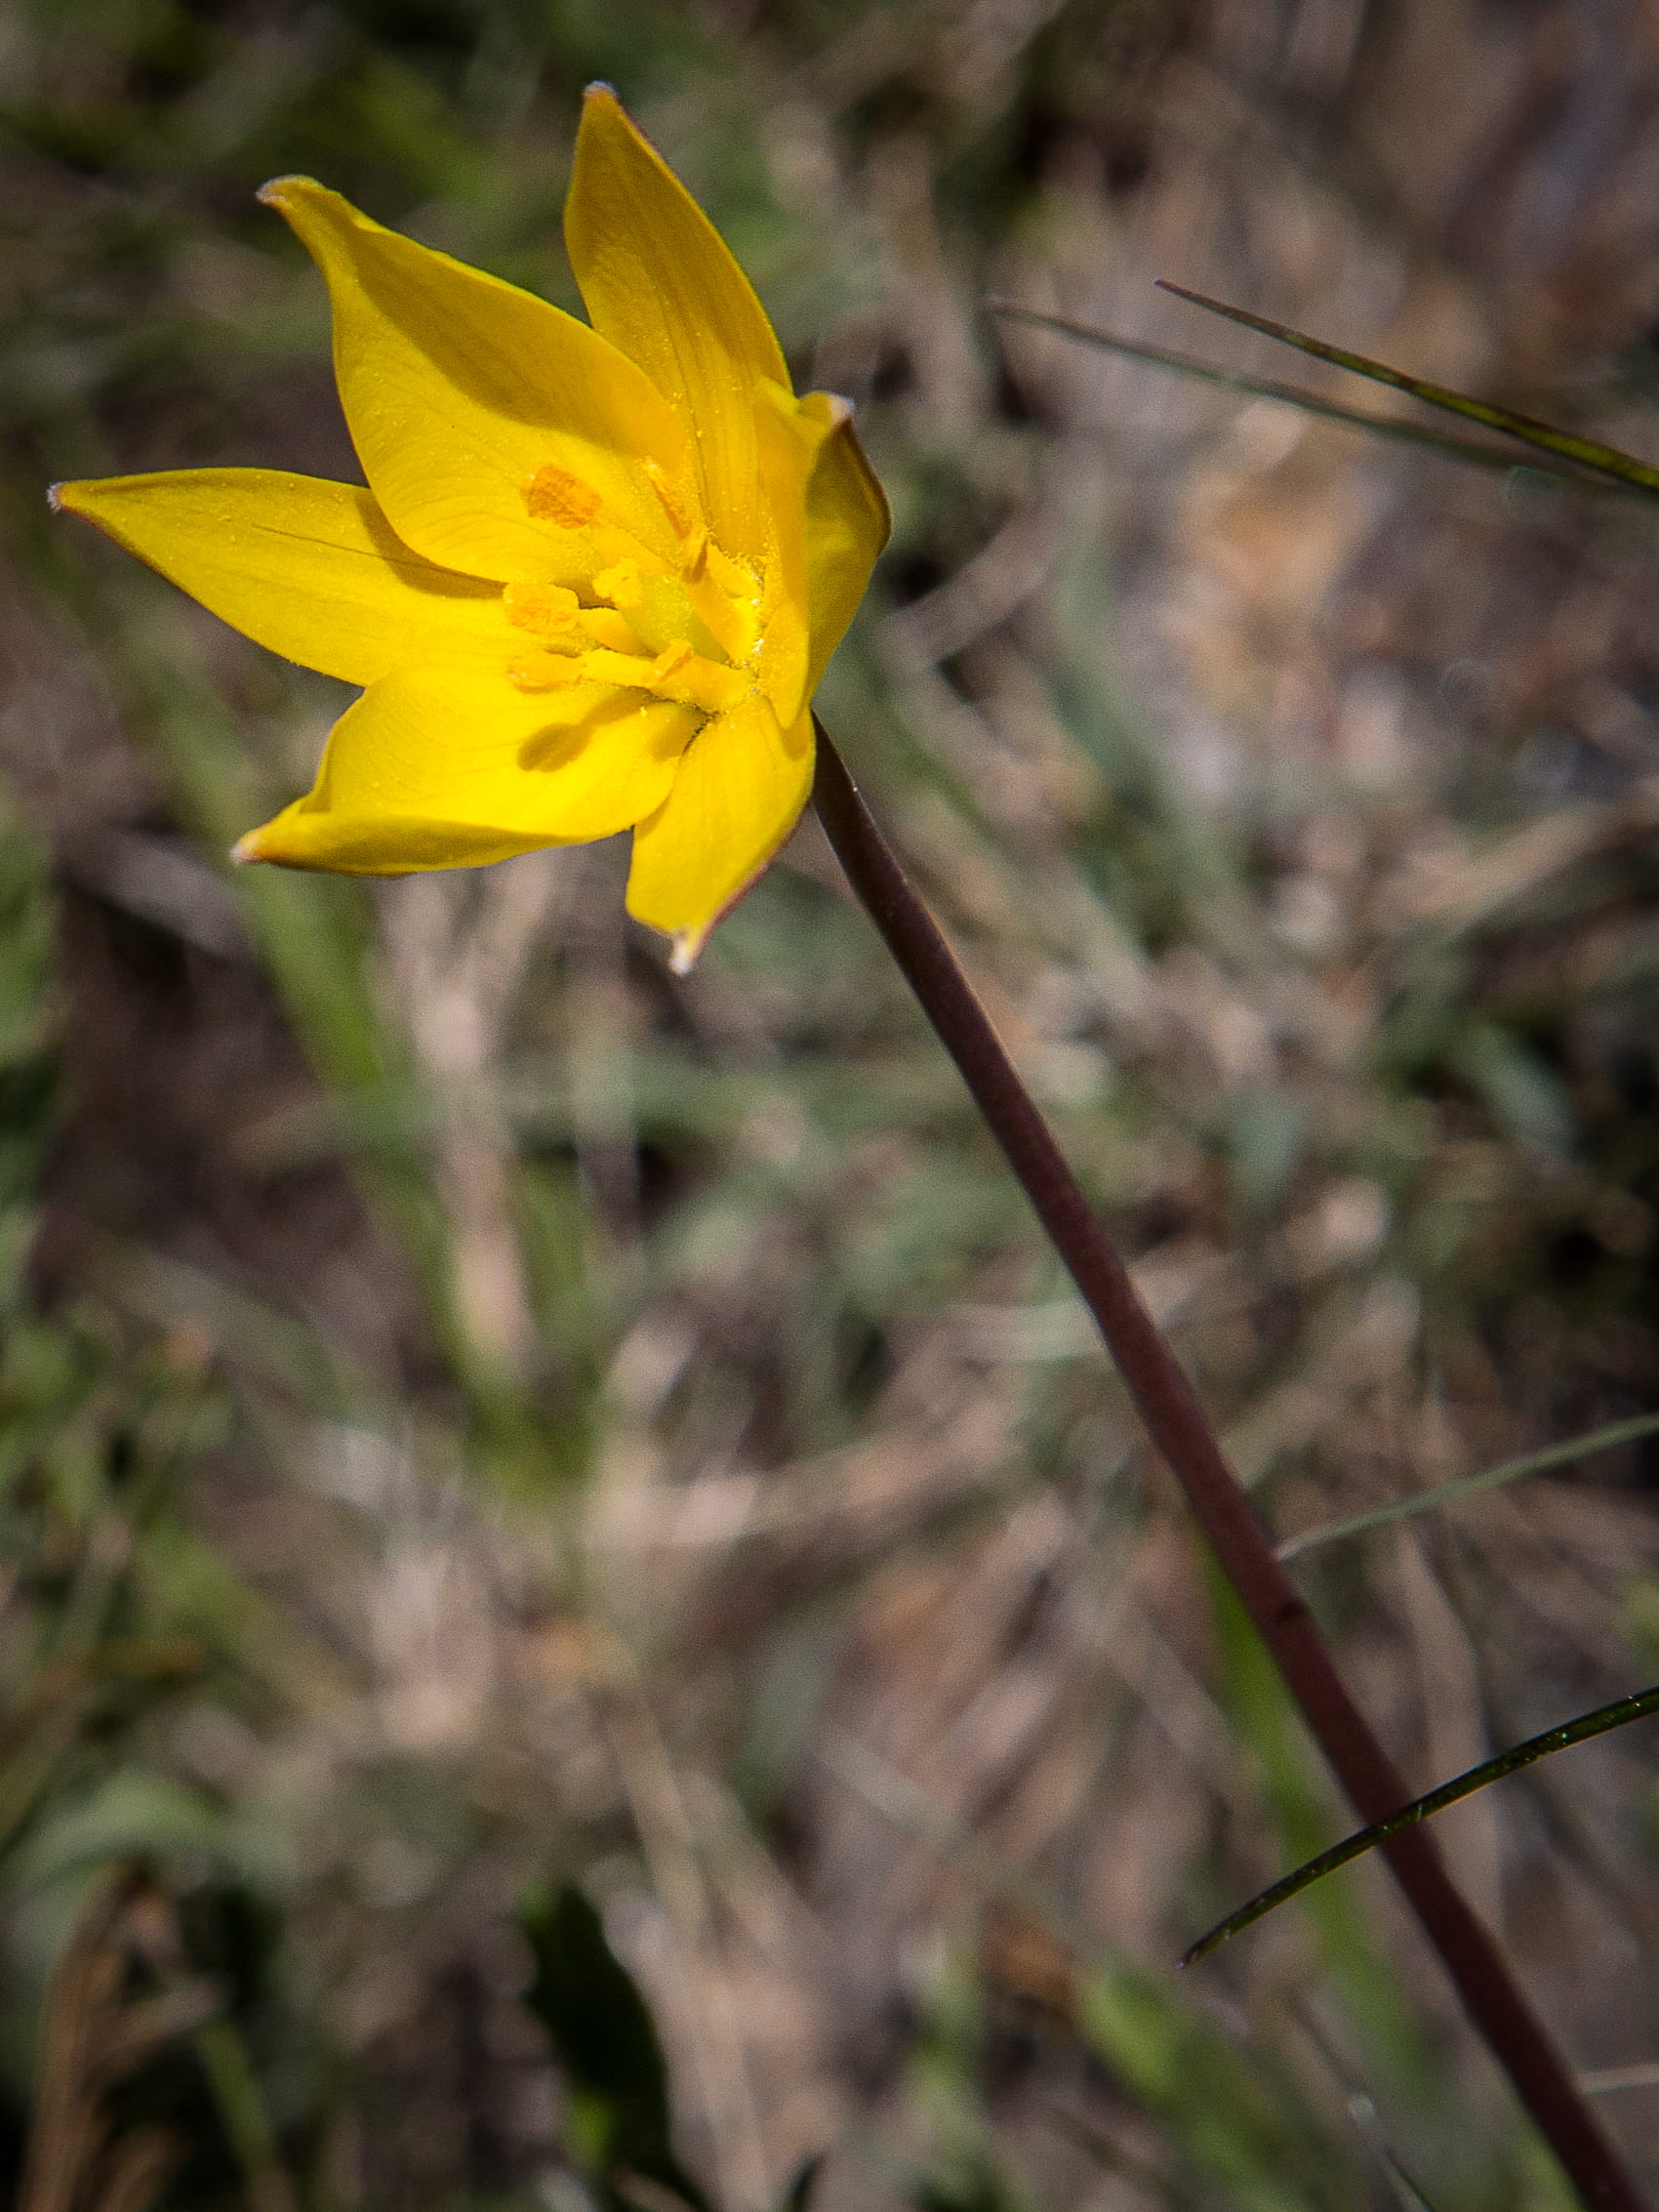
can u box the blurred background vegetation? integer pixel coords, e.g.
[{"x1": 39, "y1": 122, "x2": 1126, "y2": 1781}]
[{"x1": 3, "y1": 0, "x2": 1659, "y2": 2204}]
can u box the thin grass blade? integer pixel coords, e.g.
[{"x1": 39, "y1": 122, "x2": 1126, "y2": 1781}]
[
  {"x1": 1155, "y1": 280, "x2": 1659, "y2": 494},
  {"x1": 1579, "y1": 2064, "x2": 1659, "y2": 2097},
  {"x1": 986, "y1": 301, "x2": 1604, "y2": 487},
  {"x1": 1183, "y1": 1682, "x2": 1659, "y2": 1966},
  {"x1": 1276, "y1": 1409, "x2": 1659, "y2": 1562}
]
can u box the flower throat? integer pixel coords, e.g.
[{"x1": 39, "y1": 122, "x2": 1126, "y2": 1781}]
[{"x1": 504, "y1": 461, "x2": 763, "y2": 722}]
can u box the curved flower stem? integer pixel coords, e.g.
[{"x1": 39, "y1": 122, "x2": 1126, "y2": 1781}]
[{"x1": 810, "y1": 723, "x2": 1645, "y2": 2212}]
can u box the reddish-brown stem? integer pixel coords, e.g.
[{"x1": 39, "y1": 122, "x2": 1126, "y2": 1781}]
[{"x1": 811, "y1": 724, "x2": 1644, "y2": 2212}]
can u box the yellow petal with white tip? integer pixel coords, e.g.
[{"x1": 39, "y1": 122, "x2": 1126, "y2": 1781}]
[
  {"x1": 52, "y1": 470, "x2": 507, "y2": 685},
  {"x1": 625, "y1": 694, "x2": 814, "y2": 965}
]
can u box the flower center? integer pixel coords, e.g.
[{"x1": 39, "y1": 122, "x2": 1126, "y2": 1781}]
[{"x1": 506, "y1": 462, "x2": 763, "y2": 719}]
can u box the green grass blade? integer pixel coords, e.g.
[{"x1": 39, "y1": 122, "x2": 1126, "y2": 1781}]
[
  {"x1": 986, "y1": 301, "x2": 1598, "y2": 485},
  {"x1": 1154, "y1": 281, "x2": 1659, "y2": 495},
  {"x1": 1182, "y1": 1682, "x2": 1659, "y2": 1966},
  {"x1": 1276, "y1": 1410, "x2": 1659, "y2": 1561}
]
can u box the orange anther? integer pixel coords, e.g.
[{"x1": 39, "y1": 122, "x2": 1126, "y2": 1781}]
[
  {"x1": 503, "y1": 581, "x2": 583, "y2": 637},
  {"x1": 525, "y1": 464, "x2": 603, "y2": 528}
]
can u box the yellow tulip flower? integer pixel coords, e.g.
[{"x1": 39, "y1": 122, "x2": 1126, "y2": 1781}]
[{"x1": 53, "y1": 87, "x2": 889, "y2": 969}]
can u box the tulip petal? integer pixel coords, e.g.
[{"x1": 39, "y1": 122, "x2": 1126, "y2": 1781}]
[
  {"x1": 263, "y1": 177, "x2": 692, "y2": 581},
  {"x1": 238, "y1": 668, "x2": 699, "y2": 873},
  {"x1": 749, "y1": 387, "x2": 887, "y2": 719},
  {"x1": 748, "y1": 383, "x2": 826, "y2": 726},
  {"x1": 802, "y1": 405, "x2": 890, "y2": 690},
  {"x1": 625, "y1": 694, "x2": 813, "y2": 966},
  {"x1": 53, "y1": 470, "x2": 509, "y2": 685},
  {"x1": 565, "y1": 87, "x2": 788, "y2": 563}
]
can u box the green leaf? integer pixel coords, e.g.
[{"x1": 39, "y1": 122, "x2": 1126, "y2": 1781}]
[
  {"x1": 1183, "y1": 1681, "x2": 1659, "y2": 1965},
  {"x1": 1154, "y1": 281, "x2": 1659, "y2": 496},
  {"x1": 11, "y1": 1772, "x2": 229, "y2": 1890},
  {"x1": 518, "y1": 1882, "x2": 713, "y2": 2212}
]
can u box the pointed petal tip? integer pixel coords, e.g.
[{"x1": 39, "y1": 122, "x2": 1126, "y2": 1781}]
[
  {"x1": 653, "y1": 851, "x2": 780, "y2": 977},
  {"x1": 258, "y1": 176, "x2": 332, "y2": 226},
  {"x1": 583, "y1": 81, "x2": 620, "y2": 104},
  {"x1": 48, "y1": 477, "x2": 104, "y2": 524},
  {"x1": 231, "y1": 829, "x2": 270, "y2": 866},
  {"x1": 667, "y1": 926, "x2": 707, "y2": 976}
]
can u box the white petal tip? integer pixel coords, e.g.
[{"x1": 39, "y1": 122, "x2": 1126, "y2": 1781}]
[
  {"x1": 667, "y1": 931, "x2": 703, "y2": 976},
  {"x1": 230, "y1": 835, "x2": 263, "y2": 867},
  {"x1": 46, "y1": 481, "x2": 65, "y2": 512},
  {"x1": 256, "y1": 175, "x2": 315, "y2": 211}
]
